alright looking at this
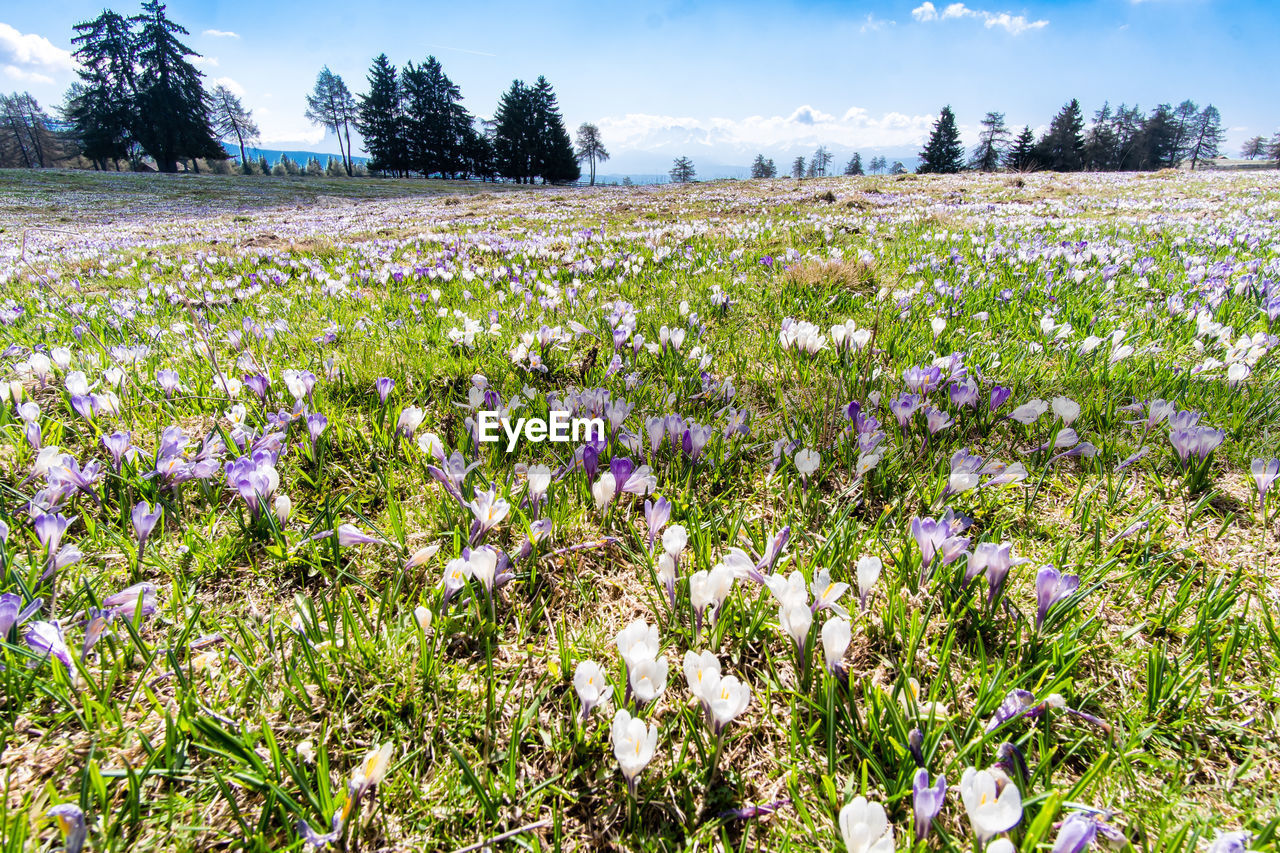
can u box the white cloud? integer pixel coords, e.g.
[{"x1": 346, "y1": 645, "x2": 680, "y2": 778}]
[
  {"x1": 3, "y1": 64, "x2": 54, "y2": 84},
  {"x1": 860, "y1": 13, "x2": 896, "y2": 32},
  {"x1": 595, "y1": 105, "x2": 938, "y2": 156},
  {"x1": 912, "y1": 2, "x2": 939, "y2": 21},
  {"x1": 191, "y1": 55, "x2": 219, "y2": 68},
  {"x1": 911, "y1": 2, "x2": 1047, "y2": 33},
  {"x1": 202, "y1": 29, "x2": 240, "y2": 38},
  {"x1": 0, "y1": 22, "x2": 75, "y2": 79},
  {"x1": 983, "y1": 12, "x2": 1048, "y2": 34},
  {"x1": 212, "y1": 76, "x2": 245, "y2": 97}
]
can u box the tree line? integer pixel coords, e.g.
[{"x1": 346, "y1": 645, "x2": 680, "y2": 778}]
[
  {"x1": 1, "y1": 1, "x2": 588, "y2": 181},
  {"x1": 918, "y1": 99, "x2": 1246, "y2": 174}
]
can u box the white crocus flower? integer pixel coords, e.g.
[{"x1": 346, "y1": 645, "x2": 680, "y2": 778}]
[
  {"x1": 855, "y1": 556, "x2": 882, "y2": 610},
  {"x1": 616, "y1": 619, "x2": 661, "y2": 670},
  {"x1": 811, "y1": 567, "x2": 849, "y2": 616},
  {"x1": 628, "y1": 655, "x2": 669, "y2": 704},
  {"x1": 682, "y1": 650, "x2": 722, "y2": 705},
  {"x1": 573, "y1": 660, "x2": 609, "y2": 720},
  {"x1": 821, "y1": 616, "x2": 851, "y2": 676},
  {"x1": 592, "y1": 471, "x2": 617, "y2": 511},
  {"x1": 838, "y1": 795, "x2": 895, "y2": 853},
  {"x1": 778, "y1": 601, "x2": 813, "y2": 653},
  {"x1": 661, "y1": 524, "x2": 688, "y2": 556},
  {"x1": 610, "y1": 709, "x2": 658, "y2": 792},
  {"x1": 707, "y1": 675, "x2": 750, "y2": 732},
  {"x1": 959, "y1": 767, "x2": 1022, "y2": 842}
]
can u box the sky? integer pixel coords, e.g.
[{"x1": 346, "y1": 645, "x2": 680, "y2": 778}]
[{"x1": 2, "y1": 0, "x2": 1277, "y2": 175}]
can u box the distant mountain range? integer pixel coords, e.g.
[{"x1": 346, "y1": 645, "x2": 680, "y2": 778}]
[{"x1": 222, "y1": 143, "x2": 918, "y2": 183}]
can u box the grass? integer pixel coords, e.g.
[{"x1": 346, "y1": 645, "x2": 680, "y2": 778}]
[{"x1": 0, "y1": 167, "x2": 1278, "y2": 852}]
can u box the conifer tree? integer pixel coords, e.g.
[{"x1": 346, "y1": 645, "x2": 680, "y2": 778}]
[
  {"x1": 1036, "y1": 99, "x2": 1085, "y2": 171},
  {"x1": 1185, "y1": 104, "x2": 1224, "y2": 169},
  {"x1": 209, "y1": 84, "x2": 258, "y2": 168},
  {"x1": 67, "y1": 10, "x2": 137, "y2": 169},
  {"x1": 750, "y1": 153, "x2": 769, "y2": 179},
  {"x1": 917, "y1": 105, "x2": 964, "y2": 173},
  {"x1": 305, "y1": 67, "x2": 357, "y2": 175},
  {"x1": 669, "y1": 156, "x2": 695, "y2": 183},
  {"x1": 970, "y1": 111, "x2": 1010, "y2": 172},
  {"x1": 843, "y1": 153, "x2": 863, "y2": 175},
  {"x1": 357, "y1": 54, "x2": 407, "y2": 176},
  {"x1": 529, "y1": 76, "x2": 579, "y2": 183},
  {"x1": 1005, "y1": 125, "x2": 1037, "y2": 171}
]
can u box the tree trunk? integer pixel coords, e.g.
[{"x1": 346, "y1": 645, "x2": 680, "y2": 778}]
[{"x1": 342, "y1": 121, "x2": 353, "y2": 176}]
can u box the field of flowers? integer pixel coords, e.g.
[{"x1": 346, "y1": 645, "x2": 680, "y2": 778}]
[{"x1": 1, "y1": 168, "x2": 1278, "y2": 853}]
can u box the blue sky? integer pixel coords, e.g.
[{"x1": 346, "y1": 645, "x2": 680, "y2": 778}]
[{"x1": 3, "y1": 0, "x2": 1276, "y2": 172}]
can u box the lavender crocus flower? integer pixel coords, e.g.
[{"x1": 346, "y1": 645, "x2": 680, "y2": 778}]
[
  {"x1": 306, "y1": 413, "x2": 328, "y2": 447},
  {"x1": 1052, "y1": 813, "x2": 1098, "y2": 853},
  {"x1": 80, "y1": 608, "x2": 113, "y2": 659},
  {"x1": 913, "y1": 768, "x2": 947, "y2": 842},
  {"x1": 0, "y1": 592, "x2": 43, "y2": 637},
  {"x1": 967, "y1": 542, "x2": 1028, "y2": 605},
  {"x1": 244, "y1": 373, "x2": 270, "y2": 401},
  {"x1": 46, "y1": 804, "x2": 87, "y2": 853},
  {"x1": 903, "y1": 365, "x2": 942, "y2": 394},
  {"x1": 989, "y1": 386, "x2": 1012, "y2": 411},
  {"x1": 1035, "y1": 566, "x2": 1080, "y2": 629},
  {"x1": 102, "y1": 431, "x2": 132, "y2": 470},
  {"x1": 34, "y1": 512, "x2": 72, "y2": 558},
  {"x1": 336, "y1": 524, "x2": 386, "y2": 547},
  {"x1": 643, "y1": 496, "x2": 671, "y2": 554},
  {"x1": 132, "y1": 501, "x2": 162, "y2": 561},
  {"x1": 25, "y1": 620, "x2": 73, "y2": 666},
  {"x1": 103, "y1": 582, "x2": 157, "y2": 620},
  {"x1": 1169, "y1": 426, "x2": 1225, "y2": 466},
  {"x1": 375, "y1": 377, "x2": 395, "y2": 404},
  {"x1": 1252, "y1": 458, "x2": 1280, "y2": 510},
  {"x1": 1207, "y1": 831, "x2": 1253, "y2": 853}
]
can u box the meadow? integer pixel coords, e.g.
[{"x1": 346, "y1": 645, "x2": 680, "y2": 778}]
[{"x1": 0, "y1": 167, "x2": 1278, "y2": 853}]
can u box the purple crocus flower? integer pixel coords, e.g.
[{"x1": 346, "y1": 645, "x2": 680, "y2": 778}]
[
  {"x1": 132, "y1": 501, "x2": 162, "y2": 561},
  {"x1": 989, "y1": 386, "x2": 1012, "y2": 411},
  {"x1": 967, "y1": 542, "x2": 1028, "y2": 605},
  {"x1": 1036, "y1": 566, "x2": 1080, "y2": 629},
  {"x1": 244, "y1": 373, "x2": 270, "y2": 401},
  {"x1": 102, "y1": 431, "x2": 132, "y2": 470},
  {"x1": 755, "y1": 526, "x2": 791, "y2": 579},
  {"x1": 70, "y1": 395, "x2": 95, "y2": 421},
  {"x1": 34, "y1": 513, "x2": 72, "y2": 558},
  {"x1": 889, "y1": 393, "x2": 922, "y2": 428},
  {"x1": 986, "y1": 689, "x2": 1037, "y2": 732},
  {"x1": 375, "y1": 377, "x2": 395, "y2": 403},
  {"x1": 103, "y1": 582, "x2": 157, "y2": 621},
  {"x1": 336, "y1": 524, "x2": 386, "y2": 547},
  {"x1": 80, "y1": 608, "x2": 114, "y2": 659},
  {"x1": 643, "y1": 496, "x2": 670, "y2": 554},
  {"x1": 903, "y1": 365, "x2": 942, "y2": 394},
  {"x1": 913, "y1": 768, "x2": 947, "y2": 842},
  {"x1": 24, "y1": 620, "x2": 73, "y2": 667},
  {"x1": 156, "y1": 368, "x2": 182, "y2": 398},
  {"x1": 46, "y1": 804, "x2": 87, "y2": 853},
  {"x1": 1052, "y1": 812, "x2": 1098, "y2": 853},
  {"x1": 306, "y1": 413, "x2": 328, "y2": 447},
  {"x1": 1, "y1": 592, "x2": 43, "y2": 637},
  {"x1": 1207, "y1": 831, "x2": 1253, "y2": 853},
  {"x1": 1252, "y1": 458, "x2": 1280, "y2": 509},
  {"x1": 1169, "y1": 426, "x2": 1225, "y2": 466}
]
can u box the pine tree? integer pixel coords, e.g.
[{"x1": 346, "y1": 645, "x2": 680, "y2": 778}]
[
  {"x1": 889, "y1": 160, "x2": 906, "y2": 175},
  {"x1": 917, "y1": 105, "x2": 964, "y2": 174},
  {"x1": 257, "y1": 154, "x2": 270, "y2": 175},
  {"x1": 764, "y1": 158, "x2": 776, "y2": 178},
  {"x1": 209, "y1": 84, "x2": 258, "y2": 168},
  {"x1": 669, "y1": 156, "x2": 695, "y2": 183},
  {"x1": 1185, "y1": 104, "x2": 1224, "y2": 169},
  {"x1": 1137, "y1": 104, "x2": 1177, "y2": 170},
  {"x1": 1269, "y1": 132, "x2": 1280, "y2": 161},
  {"x1": 791, "y1": 156, "x2": 805, "y2": 178},
  {"x1": 811, "y1": 146, "x2": 832, "y2": 177},
  {"x1": 1168, "y1": 100, "x2": 1199, "y2": 166},
  {"x1": 750, "y1": 153, "x2": 769, "y2": 179},
  {"x1": 1037, "y1": 99, "x2": 1085, "y2": 171},
  {"x1": 67, "y1": 9, "x2": 137, "y2": 169},
  {"x1": 401, "y1": 56, "x2": 474, "y2": 178},
  {"x1": 1240, "y1": 136, "x2": 1265, "y2": 160},
  {"x1": 574, "y1": 123, "x2": 609, "y2": 185},
  {"x1": 843, "y1": 153, "x2": 863, "y2": 176},
  {"x1": 305, "y1": 67, "x2": 357, "y2": 176},
  {"x1": 130, "y1": 1, "x2": 225, "y2": 172},
  {"x1": 869, "y1": 155, "x2": 887, "y2": 174},
  {"x1": 357, "y1": 54, "x2": 407, "y2": 176},
  {"x1": 1082, "y1": 102, "x2": 1118, "y2": 171},
  {"x1": 1, "y1": 93, "x2": 64, "y2": 168},
  {"x1": 970, "y1": 111, "x2": 1010, "y2": 172},
  {"x1": 529, "y1": 77, "x2": 578, "y2": 183},
  {"x1": 492, "y1": 80, "x2": 535, "y2": 182},
  {"x1": 1005, "y1": 126, "x2": 1037, "y2": 171}
]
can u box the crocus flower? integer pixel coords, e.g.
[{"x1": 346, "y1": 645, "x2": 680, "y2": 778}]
[
  {"x1": 855, "y1": 556, "x2": 881, "y2": 610},
  {"x1": 1052, "y1": 812, "x2": 1098, "y2": 853},
  {"x1": 396, "y1": 405, "x2": 425, "y2": 438},
  {"x1": 684, "y1": 650, "x2": 722, "y2": 710},
  {"x1": 913, "y1": 768, "x2": 947, "y2": 842},
  {"x1": 440, "y1": 557, "x2": 471, "y2": 607},
  {"x1": 592, "y1": 471, "x2": 617, "y2": 511},
  {"x1": 467, "y1": 487, "x2": 510, "y2": 543},
  {"x1": 779, "y1": 601, "x2": 813, "y2": 656},
  {"x1": 336, "y1": 524, "x2": 385, "y2": 548},
  {"x1": 821, "y1": 616, "x2": 851, "y2": 683},
  {"x1": 375, "y1": 377, "x2": 395, "y2": 403},
  {"x1": 573, "y1": 660, "x2": 609, "y2": 721},
  {"x1": 1206, "y1": 831, "x2": 1254, "y2": 853},
  {"x1": 611, "y1": 708, "x2": 658, "y2": 794},
  {"x1": 132, "y1": 501, "x2": 162, "y2": 560},
  {"x1": 0, "y1": 592, "x2": 42, "y2": 637},
  {"x1": 967, "y1": 542, "x2": 1028, "y2": 605},
  {"x1": 959, "y1": 767, "x2": 1022, "y2": 843},
  {"x1": 707, "y1": 675, "x2": 750, "y2": 733},
  {"x1": 1036, "y1": 566, "x2": 1080, "y2": 629},
  {"x1": 80, "y1": 608, "x2": 113, "y2": 659},
  {"x1": 46, "y1": 804, "x2": 87, "y2": 853},
  {"x1": 1252, "y1": 458, "x2": 1280, "y2": 510},
  {"x1": 689, "y1": 563, "x2": 734, "y2": 631},
  {"x1": 103, "y1": 582, "x2": 157, "y2": 621},
  {"x1": 810, "y1": 568, "x2": 850, "y2": 616},
  {"x1": 25, "y1": 620, "x2": 73, "y2": 667},
  {"x1": 838, "y1": 796, "x2": 895, "y2": 853},
  {"x1": 616, "y1": 618, "x2": 661, "y2": 672},
  {"x1": 643, "y1": 496, "x2": 671, "y2": 554},
  {"x1": 794, "y1": 448, "x2": 820, "y2": 483}
]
